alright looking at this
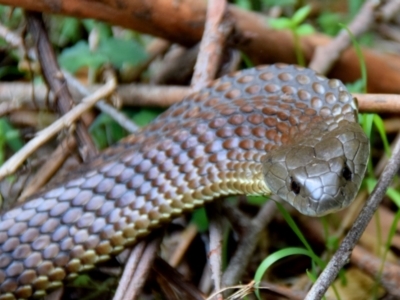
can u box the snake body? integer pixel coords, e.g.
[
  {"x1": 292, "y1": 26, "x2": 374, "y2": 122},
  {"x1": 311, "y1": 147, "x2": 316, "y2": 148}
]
[{"x1": 0, "y1": 64, "x2": 369, "y2": 299}]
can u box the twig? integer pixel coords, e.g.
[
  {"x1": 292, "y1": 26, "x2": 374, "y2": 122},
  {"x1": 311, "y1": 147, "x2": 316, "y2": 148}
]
[
  {"x1": 168, "y1": 223, "x2": 198, "y2": 267},
  {"x1": 191, "y1": 0, "x2": 231, "y2": 91},
  {"x1": 26, "y1": 11, "x2": 98, "y2": 160},
  {"x1": 207, "y1": 204, "x2": 224, "y2": 299},
  {"x1": 63, "y1": 71, "x2": 139, "y2": 133},
  {"x1": 354, "y1": 93, "x2": 400, "y2": 113},
  {"x1": 309, "y1": 0, "x2": 379, "y2": 74},
  {"x1": 351, "y1": 245, "x2": 400, "y2": 297},
  {"x1": 129, "y1": 38, "x2": 171, "y2": 82},
  {"x1": 153, "y1": 257, "x2": 205, "y2": 300},
  {"x1": 0, "y1": 77, "x2": 116, "y2": 180},
  {"x1": 18, "y1": 135, "x2": 76, "y2": 202},
  {"x1": 2, "y1": 81, "x2": 400, "y2": 114},
  {"x1": 222, "y1": 200, "x2": 277, "y2": 287},
  {"x1": 152, "y1": 44, "x2": 199, "y2": 85},
  {"x1": 0, "y1": 83, "x2": 189, "y2": 115},
  {"x1": 113, "y1": 236, "x2": 161, "y2": 300},
  {"x1": 377, "y1": 0, "x2": 400, "y2": 22},
  {"x1": 305, "y1": 133, "x2": 400, "y2": 299}
]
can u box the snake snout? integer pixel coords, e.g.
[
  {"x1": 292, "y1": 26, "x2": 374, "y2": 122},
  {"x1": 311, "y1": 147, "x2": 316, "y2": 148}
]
[{"x1": 263, "y1": 121, "x2": 369, "y2": 217}]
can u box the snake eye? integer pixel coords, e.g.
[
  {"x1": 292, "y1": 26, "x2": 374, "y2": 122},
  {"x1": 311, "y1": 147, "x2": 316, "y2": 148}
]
[
  {"x1": 290, "y1": 177, "x2": 301, "y2": 194},
  {"x1": 342, "y1": 165, "x2": 352, "y2": 181}
]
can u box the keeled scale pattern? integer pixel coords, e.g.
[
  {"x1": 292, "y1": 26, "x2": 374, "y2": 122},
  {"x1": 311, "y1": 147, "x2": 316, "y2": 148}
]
[{"x1": 0, "y1": 64, "x2": 358, "y2": 299}]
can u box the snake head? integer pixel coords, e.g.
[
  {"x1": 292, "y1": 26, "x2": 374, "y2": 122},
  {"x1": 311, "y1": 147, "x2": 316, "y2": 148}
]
[{"x1": 262, "y1": 120, "x2": 369, "y2": 217}]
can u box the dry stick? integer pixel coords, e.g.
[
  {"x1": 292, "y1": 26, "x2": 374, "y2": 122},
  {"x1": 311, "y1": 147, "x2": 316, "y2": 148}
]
[
  {"x1": 113, "y1": 237, "x2": 162, "y2": 300},
  {"x1": 152, "y1": 44, "x2": 199, "y2": 85},
  {"x1": 258, "y1": 281, "x2": 306, "y2": 300},
  {"x1": 191, "y1": 0, "x2": 231, "y2": 92},
  {"x1": 63, "y1": 71, "x2": 139, "y2": 133},
  {"x1": 153, "y1": 257, "x2": 205, "y2": 300},
  {"x1": 168, "y1": 223, "x2": 199, "y2": 267},
  {"x1": 378, "y1": 0, "x2": 400, "y2": 22},
  {"x1": 206, "y1": 204, "x2": 224, "y2": 299},
  {"x1": 26, "y1": 11, "x2": 98, "y2": 160},
  {"x1": 221, "y1": 200, "x2": 277, "y2": 287},
  {"x1": 112, "y1": 241, "x2": 146, "y2": 300},
  {"x1": 304, "y1": 136, "x2": 400, "y2": 300},
  {"x1": 0, "y1": 83, "x2": 189, "y2": 114},
  {"x1": 309, "y1": 0, "x2": 379, "y2": 74},
  {"x1": 18, "y1": 135, "x2": 76, "y2": 202},
  {"x1": 0, "y1": 78, "x2": 116, "y2": 180},
  {"x1": 354, "y1": 93, "x2": 400, "y2": 113},
  {"x1": 2, "y1": 81, "x2": 400, "y2": 114},
  {"x1": 130, "y1": 38, "x2": 171, "y2": 82},
  {"x1": 351, "y1": 245, "x2": 400, "y2": 297}
]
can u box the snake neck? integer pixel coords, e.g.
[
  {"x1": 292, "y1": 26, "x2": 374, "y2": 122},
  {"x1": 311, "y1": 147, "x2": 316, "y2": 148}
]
[{"x1": 190, "y1": 161, "x2": 271, "y2": 202}]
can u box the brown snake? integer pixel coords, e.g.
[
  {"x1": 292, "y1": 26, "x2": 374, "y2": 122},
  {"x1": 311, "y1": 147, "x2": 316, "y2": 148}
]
[{"x1": 0, "y1": 64, "x2": 369, "y2": 299}]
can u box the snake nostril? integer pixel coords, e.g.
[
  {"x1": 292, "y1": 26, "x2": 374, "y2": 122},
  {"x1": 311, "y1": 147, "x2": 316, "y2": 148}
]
[
  {"x1": 290, "y1": 177, "x2": 301, "y2": 194},
  {"x1": 342, "y1": 166, "x2": 352, "y2": 181}
]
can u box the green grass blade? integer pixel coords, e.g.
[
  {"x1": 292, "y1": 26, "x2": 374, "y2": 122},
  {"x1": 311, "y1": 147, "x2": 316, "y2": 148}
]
[{"x1": 254, "y1": 247, "x2": 313, "y2": 299}]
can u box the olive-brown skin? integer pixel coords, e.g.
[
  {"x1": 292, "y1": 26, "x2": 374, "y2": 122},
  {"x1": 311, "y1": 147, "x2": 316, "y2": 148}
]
[{"x1": 0, "y1": 64, "x2": 369, "y2": 299}]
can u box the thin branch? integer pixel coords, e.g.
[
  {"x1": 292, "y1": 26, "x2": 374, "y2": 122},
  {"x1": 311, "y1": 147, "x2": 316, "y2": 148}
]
[
  {"x1": 113, "y1": 237, "x2": 161, "y2": 300},
  {"x1": 26, "y1": 11, "x2": 98, "y2": 159},
  {"x1": 354, "y1": 93, "x2": 400, "y2": 113},
  {"x1": 0, "y1": 77, "x2": 116, "y2": 180},
  {"x1": 191, "y1": 0, "x2": 231, "y2": 91},
  {"x1": 377, "y1": 0, "x2": 400, "y2": 22},
  {"x1": 63, "y1": 71, "x2": 139, "y2": 133},
  {"x1": 309, "y1": 0, "x2": 379, "y2": 74},
  {"x1": 1, "y1": 81, "x2": 400, "y2": 114},
  {"x1": 17, "y1": 135, "x2": 76, "y2": 202},
  {"x1": 0, "y1": 83, "x2": 189, "y2": 114},
  {"x1": 222, "y1": 200, "x2": 277, "y2": 287}
]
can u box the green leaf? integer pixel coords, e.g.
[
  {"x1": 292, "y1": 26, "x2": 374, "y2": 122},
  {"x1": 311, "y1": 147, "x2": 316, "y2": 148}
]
[
  {"x1": 340, "y1": 24, "x2": 367, "y2": 93},
  {"x1": 317, "y1": 12, "x2": 346, "y2": 36},
  {"x1": 58, "y1": 17, "x2": 81, "y2": 46},
  {"x1": 0, "y1": 118, "x2": 23, "y2": 165},
  {"x1": 365, "y1": 177, "x2": 377, "y2": 194},
  {"x1": 346, "y1": 79, "x2": 364, "y2": 93},
  {"x1": 261, "y1": 0, "x2": 295, "y2": 7},
  {"x1": 58, "y1": 38, "x2": 147, "y2": 73},
  {"x1": 131, "y1": 108, "x2": 162, "y2": 127},
  {"x1": 247, "y1": 196, "x2": 268, "y2": 205},
  {"x1": 276, "y1": 202, "x2": 324, "y2": 267},
  {"x1": 191, "y1": 207, "x2": 209, "y2": 232},
  {"x1": 82, "y1": 20, "x2": 112, "y2": 40},
  {"x1": 89, "y1": 113, "x2": 128, "y2": 149},
  {"x1": 254, "y1": 247, "x2": 313, "y2": 299},
  {"x1": 292, "y1": 5, "x2": 311, "y2": 25},
  {"x1": 386, "y1": 188, "x2": 400, "y2": 208},
  {"x1": 235, "y1": 0, "x2": 252, "y2": 10},
  {"x1": 98, "y1": 37, "x2": 147, "y2": 69},
  {"x1": 296, "y1": 23, "x2": 315, "y2": 36},
  {"x1": 58, "y1": 41, "x2": 107, "y2": 73},
  {"x1": 373, "y1": 114, "x2": 391, "y2": 157},
  {"x1": 269, "y1": 18, "x2": 293, "y2": 29}
]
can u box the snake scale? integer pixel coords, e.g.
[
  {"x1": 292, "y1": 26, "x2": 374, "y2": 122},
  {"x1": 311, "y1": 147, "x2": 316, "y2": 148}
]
[{"x1": 0, "y1": 64, "x2": 369, "y2": 299}]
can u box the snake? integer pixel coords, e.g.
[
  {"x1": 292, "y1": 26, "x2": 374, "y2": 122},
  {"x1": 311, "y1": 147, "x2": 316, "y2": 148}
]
[{"x1": 0, "y1": 64, "x2": 369, "y2": 299}]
